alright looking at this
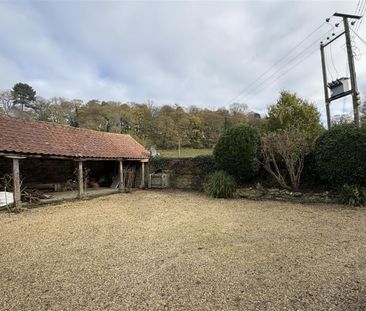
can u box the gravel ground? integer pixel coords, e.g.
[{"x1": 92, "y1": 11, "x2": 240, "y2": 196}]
[{"x1": 0, "y1": 190, "x2": 365, "y2": 311}]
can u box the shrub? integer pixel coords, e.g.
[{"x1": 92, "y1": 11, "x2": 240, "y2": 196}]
[
  {"x1": 338, "y1": 184, "x2": 366, "y2": 207},
  {"x1": 266, "y1": 91, "x2": 324, "y2": 143},
  {"x1": 204, "y1": 171, "x2": 236, "y2": 198},
  {"x1": 261, "y1": 129, "x2": 310, "y2": 191},
  {"x1": 300, "y1": 152, "x2": 321, "y2": 188},
  {"x1": 213, "y1": 124, "x2": 260, "y2": 183},
  {"x1": 314, "y1": 124, "x2": 366, "y2": 186}
]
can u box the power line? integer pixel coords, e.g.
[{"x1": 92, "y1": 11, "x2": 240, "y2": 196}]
[
  {"x1": 351, "y1": 0, "x2": 362, "y2": 41},
  {"x1": 350, "y1": 27, "x2": 366, "y2": 46},
  {"x1": 226, "y1": 21, "x2": 328, "y2": 105},
  {"x1": 325, "y1": 46, "x2": 334, "y2": 80},
  {"x1": 355, "y1": 0, "x2": 362, "y2": 13},
  {"x1": 239, "y1": 25, "x2": 346, "y2": 104},
  {"x1": 242, "y1": 44, "x2": 321, "y2": 103},
  {"x1": 243, "y1": 46, "x2": 320, "y2": 103},
  {"x1": 355, "y1": 0, "x2": 366, "y2": 33},
  {"x1": 329, "y1": 42, "x2": 339, "y2": 77},
  {"x1": 325, "y1": 22, "x2": 340, "y2": 78},
  {"x1": 236, "y1": 27, "x2": 338, "y2": 103}
]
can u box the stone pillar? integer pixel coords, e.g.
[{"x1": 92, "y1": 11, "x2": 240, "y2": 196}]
[
  {"x1": 78, "y1": 160, "x2": 85, "y2": 199},
  {"x1": 119, "y1": 160, "x2": 125, "y2": 192}
]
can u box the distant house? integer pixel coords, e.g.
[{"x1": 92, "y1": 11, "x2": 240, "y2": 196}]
[{"x1": 0, "y1": 115, "x2": 150, "y2": 208}]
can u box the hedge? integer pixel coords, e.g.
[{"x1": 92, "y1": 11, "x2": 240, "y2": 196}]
[
  {"x1": 213, "y1": 124, "x2": 260, "y2": 183},
  {"x1": 314, "y1": 124, "x2": 366, "y2": 186}
]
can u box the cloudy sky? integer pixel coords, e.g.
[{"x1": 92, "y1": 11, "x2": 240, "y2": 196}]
[{"x1": 0, "y1": 0, "x2": 365, "y2": 120}]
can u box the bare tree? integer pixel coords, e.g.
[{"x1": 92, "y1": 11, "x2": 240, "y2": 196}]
[
  {"x1": 260, "y1": 129, "x2": 310, "y2": 191},
  {"x1": 229, "y1": 102, "x2": 248, "y2": 115},
  {"x1": 0, "y1": 90, "x2": 13, "y2": 115}
]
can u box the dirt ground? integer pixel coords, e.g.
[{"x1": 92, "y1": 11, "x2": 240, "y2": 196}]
[{"x1": 0, "y1": 190, "x2": 365, "y2": 311}]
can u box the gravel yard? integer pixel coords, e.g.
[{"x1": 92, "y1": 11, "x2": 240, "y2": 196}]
[{"x1": 0, "y1": 190, "x2": 365, "y2": 310}]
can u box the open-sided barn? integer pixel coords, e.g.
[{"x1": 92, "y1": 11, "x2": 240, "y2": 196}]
[{"x1": 0, "y1": 115, "x2": 150, "y2": 208}]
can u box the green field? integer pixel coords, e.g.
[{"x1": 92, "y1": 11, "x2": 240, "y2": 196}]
[{"x1": 159, "y1": 148, "x2": 212, "y2": 158}]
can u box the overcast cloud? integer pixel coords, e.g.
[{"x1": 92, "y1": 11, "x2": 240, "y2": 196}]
[{"x1": 0, "y1": 0, "x2": 365, "y2": 120}]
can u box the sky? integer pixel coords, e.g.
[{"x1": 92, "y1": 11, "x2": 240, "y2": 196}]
[{"x1": 0, "y1": 0, "x2": 365, "y2": 120}]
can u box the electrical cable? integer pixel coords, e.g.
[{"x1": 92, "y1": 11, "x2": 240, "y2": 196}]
[
  {"x1": 243, "y1": 46, "x2": 320, "y2": 103},
  {"x1": 326, "y1": 22, "x2": 339, "y2": 78},
  {"x1": 325, "y1": 47, "x2": 334, "y2": 80},
  {"x1": 329, "y1": 43, "x2": 339, "y2": 77},
  {"x1": 350, "y1": 27, "x2": 366, "y2": 47},
  {"x1": 226, "y1": 21, "x2": 328, "y2": 105},
  {"x1": 355, "y1": 0, "x2": 366, "y2": 33},
  {"x1": 236, "y1": 27, "x2": 340, "y2": 103}
]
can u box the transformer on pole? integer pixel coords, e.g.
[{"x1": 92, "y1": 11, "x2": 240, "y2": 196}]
[{"x1": 320, "y1": 12, "x2": 362, "y2": 129}]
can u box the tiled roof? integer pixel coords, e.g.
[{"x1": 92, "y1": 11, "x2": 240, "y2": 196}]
[{"x1": 0, "y1": 115, "x2": 150, "y2": 160}]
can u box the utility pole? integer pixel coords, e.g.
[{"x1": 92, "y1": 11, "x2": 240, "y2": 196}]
[
  {"x1": 336, "y1": 13, "x2": 362, "y2": 127},
  {"x1": 320, "y1": 12, "x2": 362, "y2": 128},
  {"x1": 320, "y1": 42, "x2": 331, "y2": 129}
]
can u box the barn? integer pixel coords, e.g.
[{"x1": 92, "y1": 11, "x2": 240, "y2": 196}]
[{"x1": 0, "y1": 115, "x2": 150, "y2": 208}]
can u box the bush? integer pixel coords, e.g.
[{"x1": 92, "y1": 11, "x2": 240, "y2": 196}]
[
  {"x1": 266, "y1": 91, "x2": 324, "y2": 143},
  {"x1": 204, "y1": 171, "x2": 236, "y2": 198},
  {"x1": 261, "y1": 128, "x2": 310, "y2": 191},
  {"x1": 314, "y1": 124, "x2": 366, "y2": 186},
  {"x1": 338, "y1": 184, "x2": 366, "y2": 207},
  {"x1": 213, "y1": 124, "x2": 260, "y2": 183}
]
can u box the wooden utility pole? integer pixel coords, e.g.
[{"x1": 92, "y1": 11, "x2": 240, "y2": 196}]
[
  {"x1": 338, "y1": 13, "x2": 361, "y2": 127},
  {"x1": 320, "y1": 42, "x2": 331, "y2": 129},
  {"x1": 320, "y1": 12, "x2": 362, "y2": 128}
]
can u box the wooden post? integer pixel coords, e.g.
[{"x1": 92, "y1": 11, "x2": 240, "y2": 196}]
[
  {"x1": 119, "y1": 160, "x2": 124, "y2": 192},
  {"x1": 320, "y1": 42, "x2": 331, "y2": 129},
  {"x1": 78, "y1": 160, "x2": 85, "y2": 198},
  {"x1": 140, "y1": 161, "x2": 145, "y2": 189},
  {"x1": 343, "y1": 16, "x2": 360, "y2": 127},
  {"x1": 12, "y1": 158, "x2": 21, "y2": 209}
]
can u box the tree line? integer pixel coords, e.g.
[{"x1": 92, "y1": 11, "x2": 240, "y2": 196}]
[
  {"x1": 0, "y1": 83, "x2": 263, "y2": 149},
  {"x1": 1, "y1": 82, "x2": 364, "y2": 150}
]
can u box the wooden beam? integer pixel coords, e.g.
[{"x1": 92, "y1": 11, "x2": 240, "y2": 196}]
[
  {"x1": 77, "y1": 160, "x2": 85, "y2": 199},
  {"x1": 140, "y1": 162, "x2": 145, "y2": 189},
  {"x1": 125, "y1": 158, "x2": 150, "y2": 162},
  {"x1": 119, "y1": 160, "x2": 125, "y2": 192},
  {"x1": 4, "y1": 155, "x2": 27, "y2": 160},
  {"x1": 1, "y1": 152, "x2": 149, "y2": 162},
  {"x1": 12, "y1": 158, "x2": 22, "y2": 210}
]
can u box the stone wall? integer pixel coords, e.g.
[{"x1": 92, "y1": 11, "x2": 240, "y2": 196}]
[{"x1": 148, "y1": 156, "x2": 216, "y2": 190}]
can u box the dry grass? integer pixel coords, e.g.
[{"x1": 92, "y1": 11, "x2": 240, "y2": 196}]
[
  {"x1": 159, "y1": 148, "x2": 212, "y2": 157},
  {"x1": 0, "y1": 190, "x2": 365, "y2": 310}
]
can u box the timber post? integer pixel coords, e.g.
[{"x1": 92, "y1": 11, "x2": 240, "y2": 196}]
[
  {"x1": 119, "y1": 160, "x2": 125, "y2": 192},
  {"x1": 12, "y1": 158, "x2": 22, "y2": 210},
  {"x1": 77, "y1": 160, "x2": 85, "y2": 199},
  {"x1": 140, "y1": 161, "x2": 145, "y2": 189},
  {"x1": 320, "y1": 42, "x2": 331, "y2": 129}
]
